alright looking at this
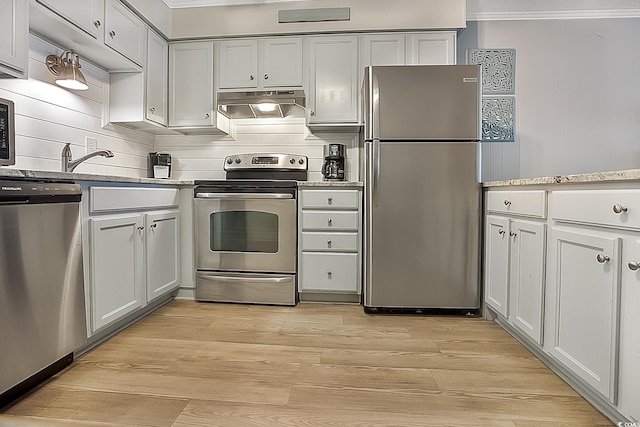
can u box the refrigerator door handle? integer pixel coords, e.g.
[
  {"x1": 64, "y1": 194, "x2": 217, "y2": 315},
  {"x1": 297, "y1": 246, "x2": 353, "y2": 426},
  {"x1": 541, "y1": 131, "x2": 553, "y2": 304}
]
[{"x1": 373, "y1": 138, "x2": 380, "y2": 208}]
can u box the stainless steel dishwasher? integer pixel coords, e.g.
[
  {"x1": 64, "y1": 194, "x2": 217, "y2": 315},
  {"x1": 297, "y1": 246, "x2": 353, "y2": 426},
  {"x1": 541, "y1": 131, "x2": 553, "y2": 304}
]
[{"x1": 0, "y1": 180, "x2": 87, "y2": 406}]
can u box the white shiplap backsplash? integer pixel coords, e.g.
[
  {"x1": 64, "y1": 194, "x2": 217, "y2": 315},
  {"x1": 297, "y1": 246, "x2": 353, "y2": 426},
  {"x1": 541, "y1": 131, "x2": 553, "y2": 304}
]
[
  {"x1": 0, "y1": 35, "x2": 154, "y2": 177},
  {"x1": 156, "y1": 120, "x2": 360, "y2": 182}
]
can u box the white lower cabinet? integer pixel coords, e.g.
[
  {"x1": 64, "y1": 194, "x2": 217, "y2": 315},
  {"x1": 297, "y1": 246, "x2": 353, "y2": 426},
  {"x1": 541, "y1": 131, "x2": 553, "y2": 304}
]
[
  {"x1": 545, "y1": 226, "x2": 621, "y2": 402},
  {"x1": 84, "y1": 185, "x2": 180, "y2": 334},
  {"x1": 298, "y1": 186, "x2": 362, "y2": 301}
]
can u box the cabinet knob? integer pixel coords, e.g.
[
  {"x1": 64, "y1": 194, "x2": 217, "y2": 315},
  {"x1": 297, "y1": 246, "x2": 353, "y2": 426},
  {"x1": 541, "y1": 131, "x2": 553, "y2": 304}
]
[
  {"x1": 327, "y1": 218, "x2": 333, "y2": 226},
  {"x1": 628, "y1": 261, "x2": 640, "y2": 271},
  {"x1": 509, "y1": 231, "x2": 517, "y2": 237},
  {"x1": 613, "y1": 204, "x2": 628, "y2": 214},
  {"x1": 310, "y1": 110, "x2": 315, "y2": 116},
  {"x1": 137, "y1": 225, "x2": 145, "y2": 231},
  {"x1": 94, "y1": 20, "x2": 101, "y2": 28},
  {"x1": 596, "y1": 253, "x2": 610, "y2": 264},
  {"x1": 327, "y1": 197, "x2": 333, "y2": 205},
  {"x1": 498, "y1": 229, "x2": 506, "y2": 235},
  {"x1": 504, "y1": 200, "x2": 511, "y2": 206},
  {"x1": 205, "y1": 112, "x2": 210, "y2": 118},
  {"x1": 150, "y1": 223, "x2": 157, "y2": 229},
  {"x1": 327, "y1": 271, "x2": 332, "y2": 279},
  {"x1": 327, "y1": 240, "x2": 332, "y2": 248},
  {"x1": 109, "y1": 30, "x2": 116, "y2": 38},
  {"x1": 250, "y1": 75, "x2": 255, "y2": 80},
  {"x1": 264, "y1": 74, "x2": 269, "y2": 80},
  {"x1": 150, "y1": 107, "x2": 156, "y2": 113}
]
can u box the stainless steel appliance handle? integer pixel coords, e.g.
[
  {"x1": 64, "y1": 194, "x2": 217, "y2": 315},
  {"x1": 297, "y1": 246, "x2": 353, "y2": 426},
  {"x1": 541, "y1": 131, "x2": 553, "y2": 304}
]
[
  {"x1": 195, "y1": 193, "x2": 293, "y2": 199},
  {"x1": 198, "y1": 273, "x2": 292, "y2": 283},
  {"x1": 373, "y1": 138, "x2": 380, "y2": 208}
]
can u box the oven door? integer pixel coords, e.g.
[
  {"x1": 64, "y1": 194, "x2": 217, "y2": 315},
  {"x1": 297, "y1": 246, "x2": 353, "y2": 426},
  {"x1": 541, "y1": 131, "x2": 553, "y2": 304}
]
[{"x1": 195, "y1": 193, "x2": 296, "y2": 273}]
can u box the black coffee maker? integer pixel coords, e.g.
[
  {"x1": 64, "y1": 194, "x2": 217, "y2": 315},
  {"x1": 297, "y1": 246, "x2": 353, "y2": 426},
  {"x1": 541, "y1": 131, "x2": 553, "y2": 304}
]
[{"x1": 322, "y1": 143, "x2": 346, "y2": 181}]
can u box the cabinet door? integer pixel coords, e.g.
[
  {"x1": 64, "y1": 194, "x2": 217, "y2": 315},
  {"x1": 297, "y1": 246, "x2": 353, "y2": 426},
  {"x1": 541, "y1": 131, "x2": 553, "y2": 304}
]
[
  {"x1": 218, "y1": 39, "x2": 257, "y2": 89},
  {"x1": 145, "y1": 210, "x2": 180, "y2": 303},
  {"x1": 546, "y1": 226, "x2": 621, "y2": 402},
  {"x1": 484, "y1": 215, "x2": 510, "y2": 317},
  {"x1": 307, "y1": 35, "x2": 359, "y2": 124},
  {"x1": 169, "y1": 41, "x2": 214, "y2": 127},
  {"x1": 509, "y1": 219, "x2": 545, "y2": 345},
  {"x1": 262, "y1": 37, "x2": 303, "y2": 88},
  {"x1": 0, "y1": 0, "x2": 28, "y2": 77},
  {"x1": 361, "y1": 34, "x2": 406, "y2": 66},
  {"x1": 104, "y1": 0, "x2": 145, "y2": 66},
  {"x1": 90, "y1": 214, "x2": 145, "y2": 332},
  {"x1": 618, "y1": 236, "x2": 640, "y2": 421},
  {"x1": 36, "y1": 0, "x2": 103, "y2": 39},
  {"x1": 146, "y1": 28, "x2": 168, "y2": 125},
  {"x1": 407, "y1": 32, "x2": 456, "y2": 65}
]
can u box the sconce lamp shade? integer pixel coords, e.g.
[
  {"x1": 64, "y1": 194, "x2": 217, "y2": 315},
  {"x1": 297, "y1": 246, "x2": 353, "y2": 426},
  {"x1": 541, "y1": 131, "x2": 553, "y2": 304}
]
[{"x1": 46, "y1": 50, "x2": 89, "y2": 91}]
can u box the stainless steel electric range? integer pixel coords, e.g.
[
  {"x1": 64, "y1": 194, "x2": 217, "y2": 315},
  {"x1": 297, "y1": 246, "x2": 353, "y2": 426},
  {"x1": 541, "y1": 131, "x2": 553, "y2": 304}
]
[{"x1": 194, "y1": 153, "x2": 308, "y2": 305}]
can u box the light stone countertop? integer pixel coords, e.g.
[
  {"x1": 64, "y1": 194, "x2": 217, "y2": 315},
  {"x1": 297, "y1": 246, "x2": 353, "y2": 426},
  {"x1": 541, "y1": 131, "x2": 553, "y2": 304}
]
[
  {"x1": 0, "y1": 168, "x2": 193, "y2": 185},
  {"x1": 298, "y1": 181, "x2": 363, "y2": 187},
  {"x1": 483, "y1": 169, "x2": 640, "y2": 187}
]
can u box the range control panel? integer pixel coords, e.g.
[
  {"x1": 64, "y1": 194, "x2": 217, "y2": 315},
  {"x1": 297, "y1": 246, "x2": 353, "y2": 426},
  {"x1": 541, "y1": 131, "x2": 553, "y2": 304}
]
[{"x1": 224, "y1": 153, "x2": 308, "y2": 171}]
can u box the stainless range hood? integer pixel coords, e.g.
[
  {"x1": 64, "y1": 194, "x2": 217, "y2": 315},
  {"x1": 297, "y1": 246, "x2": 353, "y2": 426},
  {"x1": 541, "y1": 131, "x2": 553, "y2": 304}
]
[{"x1": 217, "y1": 90, "x2": 305, "y2": 119}]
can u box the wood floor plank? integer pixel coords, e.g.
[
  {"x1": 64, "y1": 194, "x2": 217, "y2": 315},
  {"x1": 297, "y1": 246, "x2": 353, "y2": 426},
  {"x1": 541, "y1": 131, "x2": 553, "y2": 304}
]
[{"x1": 2, "y1": 300, "x2": 614, "y2": 426}]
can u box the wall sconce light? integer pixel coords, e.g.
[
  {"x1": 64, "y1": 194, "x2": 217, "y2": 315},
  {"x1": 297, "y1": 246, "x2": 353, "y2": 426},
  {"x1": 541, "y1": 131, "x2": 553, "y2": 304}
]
[{"x1": 45, "y1": 50, "x2": 89, "y2": 91}]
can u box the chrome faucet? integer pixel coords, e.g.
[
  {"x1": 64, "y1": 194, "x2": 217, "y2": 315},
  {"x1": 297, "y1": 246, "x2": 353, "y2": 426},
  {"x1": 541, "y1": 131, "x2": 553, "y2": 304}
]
[{"x1": 61, "y1": 143, "x2": 114, "y2": 173}]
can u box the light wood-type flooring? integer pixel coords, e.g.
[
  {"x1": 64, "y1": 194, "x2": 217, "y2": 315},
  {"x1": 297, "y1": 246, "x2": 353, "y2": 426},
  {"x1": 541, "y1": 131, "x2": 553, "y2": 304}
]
[{"x1": 1, "y1": 300, "x2": 613, "y2": 426}]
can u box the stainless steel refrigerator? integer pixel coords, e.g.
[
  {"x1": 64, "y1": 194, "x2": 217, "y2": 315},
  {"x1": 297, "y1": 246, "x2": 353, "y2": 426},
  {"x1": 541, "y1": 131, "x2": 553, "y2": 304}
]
[{"x1": 362, "y1": 65, "x2": 482, "y2": 311}]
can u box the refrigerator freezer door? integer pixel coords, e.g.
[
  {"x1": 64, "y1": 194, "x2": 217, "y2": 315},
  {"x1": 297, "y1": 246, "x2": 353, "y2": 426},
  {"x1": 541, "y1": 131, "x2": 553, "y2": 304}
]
[
  {"x1": 364, "y1": 140, "x2": 480, "y2": 309},
  {"x1": 363, "y1": 65, "x2": 481, "y2": 141}
]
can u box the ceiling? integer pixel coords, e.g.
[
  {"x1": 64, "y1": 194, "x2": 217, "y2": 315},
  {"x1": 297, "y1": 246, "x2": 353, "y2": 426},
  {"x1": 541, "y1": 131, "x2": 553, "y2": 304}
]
[{"x1": 163, "y1": 0, "x2": 307, "y2": 7}]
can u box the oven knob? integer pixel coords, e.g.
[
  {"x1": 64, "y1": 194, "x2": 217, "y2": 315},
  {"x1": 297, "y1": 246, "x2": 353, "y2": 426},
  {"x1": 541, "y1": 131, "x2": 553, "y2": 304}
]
[
  {"x1": 299, "y1": 158, "x2": 305, "y2": 164},
  {"x1": 289, "y1": 158, "x2": 295, "y2": 164},
  {"x1": 235, "y1": 158, "x2": 241, "y2": 164},
  {"x1": 226, "y1": 158, "x2": 233, "y2": 164}
]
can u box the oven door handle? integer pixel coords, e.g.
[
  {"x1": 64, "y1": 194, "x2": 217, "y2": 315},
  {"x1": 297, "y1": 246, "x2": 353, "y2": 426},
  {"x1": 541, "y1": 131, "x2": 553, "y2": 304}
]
[
  {"x1": 195, "y1": 193, "x2": 294, "y2": 199},
  {"x1": 197, "y1": 273, "x2": 292, "y2": 283}
]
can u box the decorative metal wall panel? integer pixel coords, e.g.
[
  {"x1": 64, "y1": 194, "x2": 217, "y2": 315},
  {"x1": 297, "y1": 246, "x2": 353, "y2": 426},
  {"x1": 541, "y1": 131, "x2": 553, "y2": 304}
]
[
  {"x1": 468, "y1": 49, "x2": 516, "y2": 94},
  {"x1": 482, "y1": 97, "x2": 515, "y2": 142}
]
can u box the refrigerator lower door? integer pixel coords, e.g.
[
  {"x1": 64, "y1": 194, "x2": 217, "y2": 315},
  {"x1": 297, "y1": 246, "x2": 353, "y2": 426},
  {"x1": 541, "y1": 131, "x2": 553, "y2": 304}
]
[{"x1": 364, "y1": 140, "x2": 480, "y2": 309}]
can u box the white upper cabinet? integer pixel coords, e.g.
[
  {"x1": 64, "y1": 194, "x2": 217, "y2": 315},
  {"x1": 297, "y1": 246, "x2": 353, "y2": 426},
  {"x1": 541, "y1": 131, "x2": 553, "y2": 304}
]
[
  {"x1": 407, "y1": 32, "x2": 456, "y2": 65},
  {"x1": 360, "y1": 33, "x2": 406, "y2": 66},
  {"x1": 307, "y1": 35, "x2": 359, "y2": 125},
  {"x1": 104, "y1": 0, "x2": 145, "y2": 66},
  {"x1": 169, "y1": 41, "x2": 216, "y2": 128},
  {"x1": 145, "y1": 28, "x2": 168, "y2": 125},
  {"x1": 0, "y1": 0, "x2": 28, "y2": 78},
  {"x1": 218, "y1": 37, "x2": 303, "y2": 90},
  {"x1": 36, "y1": 0, "x2": 103, "y2": 39}
]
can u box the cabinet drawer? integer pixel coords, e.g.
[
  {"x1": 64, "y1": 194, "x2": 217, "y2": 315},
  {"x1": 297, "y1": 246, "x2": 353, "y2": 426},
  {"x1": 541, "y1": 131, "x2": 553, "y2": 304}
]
[
  {"x1": 551, "y1": 190, "x2": 640, "y2": 230},
  {"x1": 300, "y1": 252, "x2": 359, "y2": 292},
  {"x1": 301, "y1": 231, "x2": 358, "y2": 251},
  {"x1": 301, "y1": 211, "x2": 359, "y2": 231},
  {"x1": 90, "y1": 187, "x2": 179, "y2": 213},
  {"x1": 301, "y1": 189, "x2": 359, "y2": 209},
  {"x1": 486, "y1": 190, "x2": 547, "y2": 218}
]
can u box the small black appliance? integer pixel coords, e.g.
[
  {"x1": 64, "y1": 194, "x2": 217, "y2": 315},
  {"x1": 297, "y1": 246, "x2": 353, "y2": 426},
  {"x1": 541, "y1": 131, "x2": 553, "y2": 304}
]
[
  {"x1": 148, "y1": 152, "x2": 172, "y2": 179},
  {"x1": 321, "y1": 143, "x2": 345, "y2": 181}
]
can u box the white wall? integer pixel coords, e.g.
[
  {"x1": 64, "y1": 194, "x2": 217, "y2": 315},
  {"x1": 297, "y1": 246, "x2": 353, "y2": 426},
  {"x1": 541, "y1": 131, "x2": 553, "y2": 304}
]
[
  {"x1": 156, "y1": 119, "x2": 359, "y2": 182},
  {"x1": 0, "y1": 35, "x2": 154, "y2": 177},
  {"x1": 458, "y1": 18, "x2": 640, "y2": 181}
]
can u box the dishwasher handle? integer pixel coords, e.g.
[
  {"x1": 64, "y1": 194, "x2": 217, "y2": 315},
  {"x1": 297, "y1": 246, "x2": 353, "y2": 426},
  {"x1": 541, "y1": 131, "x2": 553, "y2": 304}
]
[{"x1": 195, "y1": 192, "x2": 293, "y2": 199}]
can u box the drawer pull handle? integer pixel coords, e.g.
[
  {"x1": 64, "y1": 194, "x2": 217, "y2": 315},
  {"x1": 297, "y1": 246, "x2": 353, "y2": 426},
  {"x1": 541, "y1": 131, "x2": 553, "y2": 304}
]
[
  {"x1": 509, "y1": 231, "x2": 517, "y2": 237},
  {"x1": 328, "y1": 218, "x2": 333, "y2": 226},
  {"x1": 596, "y1": 253, "x2": 610, "y2": 264},
  {"x1": 327, "y1": 197, "x2": 333, "y2": 205},
  {"x1": 327, "y1": 271, "x2": 332, "y2": 279},
  {"x1": 628, "y1": 261, "x2": 640, "y2": 271},
  {"x1": 327, "y1": 240, "x2": 332, "y2": 248},
  {"x1": 613, "y1": 204, "x2": 628, "y2": 214},
  {"x1": 264, "y1": 74, "x2": 269, "y2": 80},
  {"x1": 504, "y1": 200, "x2": 511, "y2": 206}
]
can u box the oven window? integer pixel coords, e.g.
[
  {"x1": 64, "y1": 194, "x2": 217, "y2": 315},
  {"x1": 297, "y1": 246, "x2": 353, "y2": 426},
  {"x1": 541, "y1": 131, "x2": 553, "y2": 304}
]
[{"x1": 210, "y1": 211, "x2": 279, "y2": 253}]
